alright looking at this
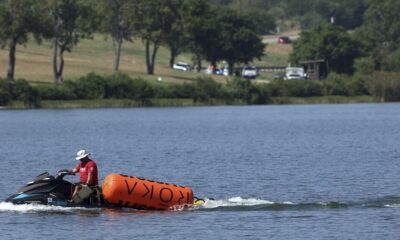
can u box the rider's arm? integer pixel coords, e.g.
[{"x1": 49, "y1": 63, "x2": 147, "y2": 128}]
[
  {"x1": 70, "y1": 163, "x2": 80, "y2": 175},
  {"x1": 69, "y1": 168, "x2": 78, "y2": 175},
  {"x1": 86, "y1": 171, "x2": 93, "y2": 185}
]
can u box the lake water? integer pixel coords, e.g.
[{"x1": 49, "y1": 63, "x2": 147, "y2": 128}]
[{"x1": 0, "y1": 104, "x2": 400, "y2": 239}]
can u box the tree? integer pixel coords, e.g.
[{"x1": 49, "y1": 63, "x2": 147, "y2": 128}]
[
  {"x1": 354, "y1": 0, "x2": 400, "y2": 69},
  {"x1": 182, "y1": 0, "x2": 214, "y2": 72},
  {"x1": 0, "y1": 0, "x2": 42, "y2": 80},
  {"x1": 243, "y1": 10, "x2": 276, "y2": 35},
  {"x1": 329, "y1": 0, "x2": 367, "y2": 29},
  {"x1": 290, "y1": 23, "x2": 361, "y2": 74},
  {"x1": 161, "y1": 0, "x2": 188, "y2": 69},
  {"x1": 46, "y1": 0, "x2": 98, "y2": 83},
  {"x1": 127, "y1": 0, "x2": 178, "y2": 75},
  {"x1": 182, "y1": 3, "x2": 265, "y2": 75},
  {"x1": 98, "y1": 0, "x2": 135, "y2": 72},
  {"x1": 207, "y1": 8, "x2": 266, "y2": 75}
]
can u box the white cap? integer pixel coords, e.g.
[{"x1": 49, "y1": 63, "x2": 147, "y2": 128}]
[{"x1": 76, "y1": 149, "x2": 90, "y2": 161}]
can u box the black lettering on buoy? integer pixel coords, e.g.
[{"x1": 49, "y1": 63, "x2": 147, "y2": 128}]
[
  {"x1": 120, "y1": 174, "x2": 128, "y2": 177},
  {"x1": 159, "y1": 188, "x2": 174, "y2": 203},
  {"x1": 125, "y1": 179, "x2": 138, "y2": 195},
  {"x1": 142, "y1": 183, "x2": 154, "y2": 199},
  {"x1": 178, "y1": 191, "x2": 184, "y2": 204}
]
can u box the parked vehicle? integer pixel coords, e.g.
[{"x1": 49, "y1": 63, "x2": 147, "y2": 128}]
[
  {"x1": 173, "y1": 62, "x2": 191, "y2": 71},
  {"x1": 223, "y1": 68, "x2": 229, "y2": 76},
  {"x1": 278, "y1": 36, "x2": 291, "y2": 44},
  {"x1": 214, "y1": 68, "x2": 224, "y2": 75},
  {"x1": 242, "y1": 66, "x2": 258, "y2": 79},
  {"x1": 284, "y1": 67, "x2": 306, "y2": 80}
]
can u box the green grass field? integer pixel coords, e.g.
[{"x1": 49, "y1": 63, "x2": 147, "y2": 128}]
[{"x1": 0, "y1": 34, "x2": 291, "y2": 84}]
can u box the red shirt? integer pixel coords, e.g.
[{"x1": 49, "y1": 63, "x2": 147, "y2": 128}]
[{"x1": 75, "y1": 160, "x2": 98, "y2": 186}]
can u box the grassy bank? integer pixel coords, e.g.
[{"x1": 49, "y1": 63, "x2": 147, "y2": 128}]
[{"x1": 0, "y1": 33, "x2": 291, "y2": 84}]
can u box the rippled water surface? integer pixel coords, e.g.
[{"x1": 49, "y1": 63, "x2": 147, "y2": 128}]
[{"x1": 1, "y1": 104, "x2": 400, "y2": 239}]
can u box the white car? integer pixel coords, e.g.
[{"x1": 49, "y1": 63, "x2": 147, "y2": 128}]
[
  {"x1": 284, "y1": 73, "x2": 304, "y2": 80},
  {"x1": 242, "y1": 66, "x2": 257, "y2": 78},
  {"x1": 284, "y1": 67, "x2": 306, "y2": 80},
  {"x1": 173, "y1": 63, "x2": 191, "y2": 71}
]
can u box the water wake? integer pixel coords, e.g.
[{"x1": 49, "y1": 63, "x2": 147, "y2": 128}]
[
  {"x1": 196, "y1": 196, "x2": 400, "y2": 211},
  {"x1": 0, "y1": 202, "x2": 100, "y2": 213},
  {"x1": 1, "y1": 196, "x2": 400, "y2": 213}
]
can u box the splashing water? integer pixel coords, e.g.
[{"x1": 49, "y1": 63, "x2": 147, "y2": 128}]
[
  {"x1": 0, "y1": 202, "x2": 100, "y2": 213},
  {"x1": 201, "y1": 197, "x2": 275, "y2": 209}
]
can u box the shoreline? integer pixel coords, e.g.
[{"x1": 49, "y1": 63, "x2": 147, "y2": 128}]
[{"x1": 0, "y1": 96, "x2": 381, "y2": 109}]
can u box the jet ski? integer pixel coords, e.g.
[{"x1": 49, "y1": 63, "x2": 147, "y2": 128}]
[
  {"x1": 5, "y1": 170, "x2": 207, "y2": 209},
  {"x1": 5, "y1": 170, "x2": 103, "y2": 207}
]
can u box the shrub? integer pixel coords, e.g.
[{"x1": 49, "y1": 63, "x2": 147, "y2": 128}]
[
  {"x1": 35, "y1": 84, "x2": 78, "y2": 100},
  {"x1": 284, "y1": 80, "x2": 323, "y2": 97},
  {"x1": 128, "y1": 78, "x2": 155, "y2": 101},
  {"x1": 74, "y1": 73, "x2": 107, "y2": 99},
  {"x1": 193, "y1": 77, "x2": 223, "y2": 102},
  {"x1": 354, "y1": 57, "x2": 375, "y2": 75},
  {"x1": 104, "y1": 73, "x2": 134, "y2": 99},
  {"x1": 103, "y1": 73, "x2": 155, "y2": 101},
  {"x1": 346, "y1": 75, "x2": 369, "y2": 96},
  {"x1": 366, "y1": 71, "x2": 400, "y2": 101},
  {"x1": 249, "y1": 83, "x2": 271, "y2": 104},
  {"x1": 165, "y1": 83, "x2": 197, "y2": 99},
  {"x1": 324, "y1": 73, "x2": 351, "y2": 96},
  {"x1": 382, "y1": 48, "x2": 400, "y2": 72},
  {"x1": 226, "y1": 77, "x2": 252, "y2": 101},
  {"x1": 10, "y1": 79, "x2": 39, "y2": 106},
  {"x1": 266, "y1": 79, "x2": 323, "y2": 97},
  {"x1": 267, "y1": 79, "x2": 287, "y2": 97}
]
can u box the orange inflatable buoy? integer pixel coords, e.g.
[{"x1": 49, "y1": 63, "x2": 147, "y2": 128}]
[{"x1": 101, "y1": 173, "x2": 194, "y2": 210}]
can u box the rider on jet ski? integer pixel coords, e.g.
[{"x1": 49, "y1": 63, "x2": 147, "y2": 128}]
[{"x1": 69, "y1": 149, "x2": 98, "y2": 202}]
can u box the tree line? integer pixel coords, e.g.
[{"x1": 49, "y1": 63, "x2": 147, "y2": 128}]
[
  {"x1": 289, "y1": 0, "x2": 400, "y2": 76},
  {"x1": 0, "y1": 0, "x2": 270, "y2": 83},
  {"x1": 212, "y1": 0, "x2": 369, "y2": 30}
]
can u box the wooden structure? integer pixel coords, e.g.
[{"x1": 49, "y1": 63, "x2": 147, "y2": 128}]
[{"x1": 300, "y1": 59, "x2": 327, "y2": 80}]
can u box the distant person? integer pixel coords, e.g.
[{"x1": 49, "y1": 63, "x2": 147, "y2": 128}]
[{"x1": 69, "y1": 149, "x2": 98, "y2": 199}]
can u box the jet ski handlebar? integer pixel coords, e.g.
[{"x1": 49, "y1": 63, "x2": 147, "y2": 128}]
[{"x1": 55, "y1": 169, "x2": 74, "y2": 180}]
